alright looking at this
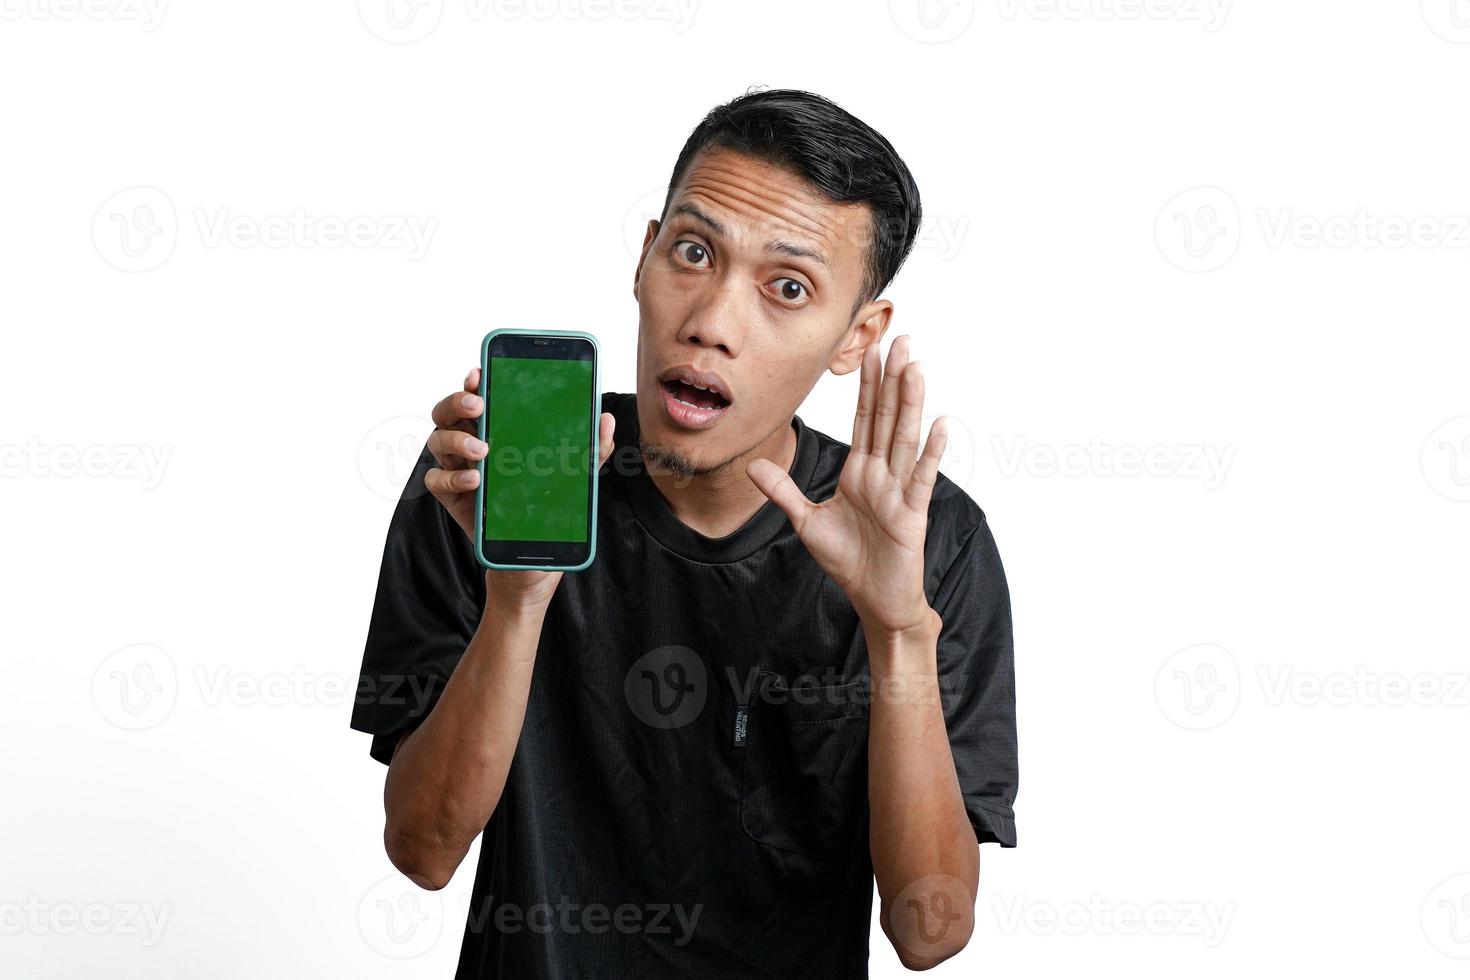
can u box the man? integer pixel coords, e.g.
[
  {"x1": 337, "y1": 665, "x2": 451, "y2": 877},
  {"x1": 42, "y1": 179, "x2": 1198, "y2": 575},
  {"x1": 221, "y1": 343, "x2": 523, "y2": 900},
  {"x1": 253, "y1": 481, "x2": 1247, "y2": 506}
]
[{"x1": 351, "y1": 88, "x2": 1018, "y2": 978}]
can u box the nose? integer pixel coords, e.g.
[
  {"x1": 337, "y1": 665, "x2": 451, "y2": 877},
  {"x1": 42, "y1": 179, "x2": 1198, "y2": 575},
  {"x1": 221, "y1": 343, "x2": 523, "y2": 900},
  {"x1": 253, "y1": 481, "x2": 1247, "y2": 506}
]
[{"x1": 676, "y1": 277, "x2": 745, "y2": 357}]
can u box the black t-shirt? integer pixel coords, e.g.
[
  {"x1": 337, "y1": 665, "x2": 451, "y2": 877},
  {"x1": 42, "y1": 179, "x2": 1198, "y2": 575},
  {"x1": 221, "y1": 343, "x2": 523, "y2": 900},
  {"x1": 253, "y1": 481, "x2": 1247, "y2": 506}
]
[{"x1": 351, "y1": 391, "x2": 1018, "y2": 979}]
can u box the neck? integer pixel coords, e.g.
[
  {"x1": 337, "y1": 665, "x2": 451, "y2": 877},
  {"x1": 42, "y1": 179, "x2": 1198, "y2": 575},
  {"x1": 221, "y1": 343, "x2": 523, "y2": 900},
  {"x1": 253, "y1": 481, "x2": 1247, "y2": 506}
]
[{"x1": 645, "y1": 417, "x2": 798, "y2": 540}]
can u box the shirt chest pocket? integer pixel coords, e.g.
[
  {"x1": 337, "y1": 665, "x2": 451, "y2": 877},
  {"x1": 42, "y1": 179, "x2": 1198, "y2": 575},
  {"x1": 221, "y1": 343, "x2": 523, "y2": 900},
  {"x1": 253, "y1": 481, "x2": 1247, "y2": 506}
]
[{"x1": 737, "y1": 670, "x2": 870, "y2": 860}]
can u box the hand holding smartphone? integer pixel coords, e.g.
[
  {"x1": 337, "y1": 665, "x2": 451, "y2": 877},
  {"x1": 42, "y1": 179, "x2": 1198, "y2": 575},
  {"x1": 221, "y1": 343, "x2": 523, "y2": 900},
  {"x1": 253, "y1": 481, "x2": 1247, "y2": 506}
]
[{"x1": 473, "y1": 329, "x2": 602, "y2": 572}]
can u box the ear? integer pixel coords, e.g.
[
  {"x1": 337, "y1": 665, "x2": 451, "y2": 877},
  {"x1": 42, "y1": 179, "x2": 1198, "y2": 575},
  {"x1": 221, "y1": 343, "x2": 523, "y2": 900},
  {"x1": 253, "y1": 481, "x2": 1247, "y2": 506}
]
[
  {"x1": 632, "y1": 219, "x2": 660, "y2": 300},
  {"x1": 828, "y1": 299, "x2": 893, "y2": 376}
]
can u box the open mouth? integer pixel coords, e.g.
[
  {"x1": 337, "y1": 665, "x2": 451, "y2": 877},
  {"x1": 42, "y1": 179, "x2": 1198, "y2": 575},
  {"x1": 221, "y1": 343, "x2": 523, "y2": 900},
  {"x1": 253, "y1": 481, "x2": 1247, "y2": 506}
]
[
  {"x1": 656, "y1": 367, "x2": 734, "y2": 430},
  {"x1": 660, "y1": 378, "x2": 731, "y2": 411}
]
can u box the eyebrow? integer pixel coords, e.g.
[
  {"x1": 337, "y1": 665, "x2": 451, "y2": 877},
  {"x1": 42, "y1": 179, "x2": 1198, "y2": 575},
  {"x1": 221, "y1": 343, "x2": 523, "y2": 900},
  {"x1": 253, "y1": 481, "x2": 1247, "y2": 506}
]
[{"x1": 670, "y1": 202, "x2": 830, "y2": 271}]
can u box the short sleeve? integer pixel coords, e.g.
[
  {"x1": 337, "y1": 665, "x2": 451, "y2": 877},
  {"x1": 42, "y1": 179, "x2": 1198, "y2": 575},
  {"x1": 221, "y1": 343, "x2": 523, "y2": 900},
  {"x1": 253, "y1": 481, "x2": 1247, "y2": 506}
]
[
  {"x1": 932, "y1": 514, "x2": 1019, "y2": 847},
  {"x1": 349, "y1": 444, "x2": 485, "y2": 765}
]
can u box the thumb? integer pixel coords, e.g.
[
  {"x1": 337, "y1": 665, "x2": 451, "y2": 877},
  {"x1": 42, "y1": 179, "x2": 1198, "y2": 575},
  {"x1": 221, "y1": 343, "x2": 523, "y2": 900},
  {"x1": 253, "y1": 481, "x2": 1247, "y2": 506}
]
[
  {"x1": 746, "y1": 457, "x2": 814, "y2": 531},
  {"x1": 596, "y1": 413, "x2": 616, "y2": 471}
]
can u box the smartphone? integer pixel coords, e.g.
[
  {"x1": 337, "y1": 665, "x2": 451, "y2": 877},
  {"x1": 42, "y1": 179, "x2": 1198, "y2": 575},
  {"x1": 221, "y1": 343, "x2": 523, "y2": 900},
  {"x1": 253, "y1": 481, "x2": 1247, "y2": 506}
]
[{"x1": 474, "y1": 329, "x2": 600, "y2": 572}]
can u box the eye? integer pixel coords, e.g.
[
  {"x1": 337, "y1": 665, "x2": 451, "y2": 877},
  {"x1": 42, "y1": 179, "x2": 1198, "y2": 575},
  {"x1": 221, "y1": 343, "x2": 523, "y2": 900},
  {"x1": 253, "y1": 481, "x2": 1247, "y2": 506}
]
[
  {"x1": 674, "y1": 240, "x2": 710, "y2": 267},
  {"x1": 771, "y1": 278, "x2": 807, "y2": 305}
]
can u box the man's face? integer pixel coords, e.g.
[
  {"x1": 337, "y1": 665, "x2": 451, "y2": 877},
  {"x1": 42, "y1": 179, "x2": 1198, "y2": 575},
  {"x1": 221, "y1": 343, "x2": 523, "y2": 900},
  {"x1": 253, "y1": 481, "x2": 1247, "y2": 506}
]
[{"x1": 632, "y1": 147, "x2": 891, "y2": 479}]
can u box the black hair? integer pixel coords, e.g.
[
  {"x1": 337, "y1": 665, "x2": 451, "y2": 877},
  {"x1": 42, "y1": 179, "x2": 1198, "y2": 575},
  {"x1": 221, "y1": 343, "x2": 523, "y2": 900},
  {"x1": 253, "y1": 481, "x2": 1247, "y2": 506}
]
[{"x1": 661, "y1": 87, "x2": 923, "y2": 317}]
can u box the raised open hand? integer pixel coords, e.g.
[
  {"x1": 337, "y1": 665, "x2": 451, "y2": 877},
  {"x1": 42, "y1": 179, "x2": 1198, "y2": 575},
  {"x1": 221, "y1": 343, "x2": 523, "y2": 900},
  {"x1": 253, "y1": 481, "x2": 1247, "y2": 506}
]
[{"x1": 746, "y1": 335, "x2": 947, "y2": 636}]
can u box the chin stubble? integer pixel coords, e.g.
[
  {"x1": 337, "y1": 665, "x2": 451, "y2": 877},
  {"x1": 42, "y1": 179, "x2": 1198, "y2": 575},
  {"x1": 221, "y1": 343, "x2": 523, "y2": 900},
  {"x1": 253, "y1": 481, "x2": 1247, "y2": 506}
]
[{"x1": 637, "y1": 438, "x2": 743, "y2": 483}]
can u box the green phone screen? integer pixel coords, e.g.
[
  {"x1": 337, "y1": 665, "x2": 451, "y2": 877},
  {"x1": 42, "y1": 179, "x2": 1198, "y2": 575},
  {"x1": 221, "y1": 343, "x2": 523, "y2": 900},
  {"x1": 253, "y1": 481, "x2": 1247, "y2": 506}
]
[{"x1": 483, "y1": 355, "x2": 594, "y2": 544}]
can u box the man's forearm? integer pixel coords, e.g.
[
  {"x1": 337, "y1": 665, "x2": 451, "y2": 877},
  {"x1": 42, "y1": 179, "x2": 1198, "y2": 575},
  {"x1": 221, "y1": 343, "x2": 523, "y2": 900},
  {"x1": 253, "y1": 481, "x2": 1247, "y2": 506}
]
[
  {"x1": 382, "y1": 593, "x2": 548, "y2": 890},
  {"x1": 866, "y1": 610, "x2": 980, "y2": 969}
]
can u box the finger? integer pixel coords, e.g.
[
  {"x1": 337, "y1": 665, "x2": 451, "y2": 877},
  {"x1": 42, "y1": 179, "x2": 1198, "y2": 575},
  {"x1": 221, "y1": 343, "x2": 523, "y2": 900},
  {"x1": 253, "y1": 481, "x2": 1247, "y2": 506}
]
[
  {"x1": 596, "y1": 412, "x2": 616, "y2": 470},
  {"x1": 428, "y1": 426, "x2": 488, "y2": 471},
  {"x1": 464, "y1": 367, "x2": 480, "y2": 394},
  {"x1": 869, "y1": 335, "x2": 911, "y2": 462},
  {"x1": 425, "y1": 464, "x2": 479, "y2": 499},
  {"x1": 890, "y1": 360, "x2": 924, "y2": 484},
  {"x1": 745, "y1": 457, "x2": 815, "y2": 533},
  {"x1": 904, "y1": 416, "x2": 948, "y2": 513},
  {"x1": 851, "y1": 343, "x2": 881, "y2": 456},
  {"x1": 431, "y1": 388, "x2": 483, "y2": 432}
]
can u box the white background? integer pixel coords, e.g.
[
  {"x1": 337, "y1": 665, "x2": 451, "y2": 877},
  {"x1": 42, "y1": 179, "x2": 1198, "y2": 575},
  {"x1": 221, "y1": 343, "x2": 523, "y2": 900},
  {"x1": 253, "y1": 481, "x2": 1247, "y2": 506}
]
[{"x1": 3, "y1": 1, "x2": 1469, "y2": 977}]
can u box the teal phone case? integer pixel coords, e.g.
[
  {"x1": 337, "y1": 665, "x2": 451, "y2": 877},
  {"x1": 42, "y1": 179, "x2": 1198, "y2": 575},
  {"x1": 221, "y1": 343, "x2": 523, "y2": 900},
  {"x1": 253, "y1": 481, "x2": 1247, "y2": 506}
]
[{"x1": 474, "y1": 328, "x2": 601, "y2": 572}]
